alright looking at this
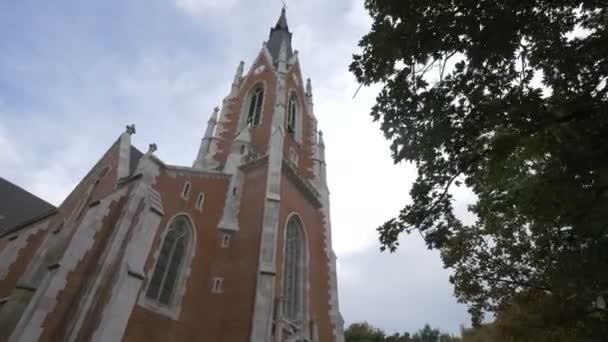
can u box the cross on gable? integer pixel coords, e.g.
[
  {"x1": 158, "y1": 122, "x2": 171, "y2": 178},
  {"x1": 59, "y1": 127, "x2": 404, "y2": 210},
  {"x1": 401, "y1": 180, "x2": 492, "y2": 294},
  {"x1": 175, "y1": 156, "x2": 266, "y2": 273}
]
[{"x1": 126, "y1": 124, "x2": 136, "y2": 135}]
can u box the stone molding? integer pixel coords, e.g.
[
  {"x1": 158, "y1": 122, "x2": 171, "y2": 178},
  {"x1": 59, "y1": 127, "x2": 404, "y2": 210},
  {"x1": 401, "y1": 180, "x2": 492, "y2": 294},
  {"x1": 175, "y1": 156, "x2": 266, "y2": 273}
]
[{"x1": 136, "y1": 213, "x2": 196, "y2": 321}]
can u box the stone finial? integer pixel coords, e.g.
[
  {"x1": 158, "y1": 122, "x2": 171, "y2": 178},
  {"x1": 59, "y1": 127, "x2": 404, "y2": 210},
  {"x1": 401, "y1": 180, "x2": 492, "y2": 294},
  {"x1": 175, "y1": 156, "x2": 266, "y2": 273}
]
[
  {"x1": 210, "y1": 107, "x2": 220, "y2": 121},
  {"x1": 233, "y1": 61, "x2": 244, "y2": 84},
  {"x1": 306, "y1": 78, "x2": 312, "y2": 97},
  {"x1": 126, "y1": 124, "x2": 136, "y2": 135},
  {"x1": 147, "y1": 143, "x2": 158, "y2": 154},
  {"x1": 318, "y1": 130, "x2": 324, "y2": 146},
  {"x1": 203, "y1": 107, "x2": 220, "y2": 139}
]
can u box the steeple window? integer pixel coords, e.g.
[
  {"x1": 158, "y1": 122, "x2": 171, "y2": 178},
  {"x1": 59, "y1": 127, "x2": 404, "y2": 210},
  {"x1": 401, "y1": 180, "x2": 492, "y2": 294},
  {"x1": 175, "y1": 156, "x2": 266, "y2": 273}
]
[
  {"x1": 287, "y1": 94, "x2": 297, "y2": 135},
  {"x1": 247, "y1": 86, "x2": 264, "y2": 127},
  {"x1": 181, "y1": 182, "x2": 191, "y2": 199}
]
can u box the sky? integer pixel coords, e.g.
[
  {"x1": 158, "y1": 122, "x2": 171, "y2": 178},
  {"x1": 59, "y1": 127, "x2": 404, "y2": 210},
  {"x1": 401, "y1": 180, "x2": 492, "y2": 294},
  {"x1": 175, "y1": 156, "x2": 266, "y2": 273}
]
[{"x1": 0, "y1": 0, "x2": 474, "y2": 335}]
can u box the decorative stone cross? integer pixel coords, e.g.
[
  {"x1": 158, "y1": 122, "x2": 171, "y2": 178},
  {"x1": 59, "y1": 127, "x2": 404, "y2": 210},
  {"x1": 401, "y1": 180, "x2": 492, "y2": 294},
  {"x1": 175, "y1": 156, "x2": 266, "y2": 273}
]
[
  {"x1": 126, "y1": 124, "x2": 136, "y2": 135},
  {"x1": 148, "y1": 143, "x2": 157, "y2": 154}
]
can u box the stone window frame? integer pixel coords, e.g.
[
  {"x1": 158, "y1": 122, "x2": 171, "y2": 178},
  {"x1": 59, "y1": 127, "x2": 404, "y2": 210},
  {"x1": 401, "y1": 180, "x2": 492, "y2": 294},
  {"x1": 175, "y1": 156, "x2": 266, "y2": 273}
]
[
  {"x1": 238, "y1": 81, "x2": 267, "y2": 130},
  {"x1": 280, "y1": 213, "x2": 310, "y2": 327},
  {"x1": 247, "y1": 86, "x2": 264, "y2": 128},
  {"x1": 138, "y1": 213, "x2": 197, "y2": 320},
  {"x1": 286, "y1": 89, "x2": 303, "y2": 144},
  {"x1": 181, "y1": 181, "x2": 192, "y2": 200},
  {"x1": 211, "y1": 277, "x2": 224, "y2": 294},
  {"x1": 285, "y1": 89, "x2": 302, "y2": 143},
  {"x1": 195, "y1": 192, "x2": 205, "y2": 211}
]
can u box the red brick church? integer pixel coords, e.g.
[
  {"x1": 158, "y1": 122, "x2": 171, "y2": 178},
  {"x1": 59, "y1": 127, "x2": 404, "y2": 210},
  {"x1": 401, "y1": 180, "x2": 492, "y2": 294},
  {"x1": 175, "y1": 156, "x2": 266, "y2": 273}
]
[{"x1": 0, "y1": 8, "x2": 344, "y2": 342}]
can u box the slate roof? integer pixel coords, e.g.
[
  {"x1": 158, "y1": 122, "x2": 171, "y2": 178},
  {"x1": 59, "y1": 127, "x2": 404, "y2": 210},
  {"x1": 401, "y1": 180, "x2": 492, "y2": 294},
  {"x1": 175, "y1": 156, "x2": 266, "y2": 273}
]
[{"x1": 0, "y1": 177, "x2": 56, "y2": 235}]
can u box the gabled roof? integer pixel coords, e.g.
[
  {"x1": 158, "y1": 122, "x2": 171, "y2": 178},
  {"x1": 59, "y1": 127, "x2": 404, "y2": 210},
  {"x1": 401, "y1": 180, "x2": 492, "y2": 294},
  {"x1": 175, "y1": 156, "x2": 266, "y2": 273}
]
[{"x1": 0, "y1": 177, "x2": 56, "y2": 235}]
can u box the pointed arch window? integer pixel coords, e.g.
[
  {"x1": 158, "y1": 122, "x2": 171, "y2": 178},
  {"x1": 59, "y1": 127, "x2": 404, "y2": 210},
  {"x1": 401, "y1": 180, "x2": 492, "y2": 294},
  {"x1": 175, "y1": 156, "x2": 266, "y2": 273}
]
[
  {"x1": 282, "y1": 215, "x2": 307, "y2": 322},
  {"x1": 181, "y1": 182, "x2": 191, "y2": 199},
  {"x1": 146, "y1": 215, "x2": 193, "y2": 306},
  {"x1": 247, "y1": 86, "x2": 264, "y2": 127},
  {"x1": 287, "y1": 94, "x2": 297, "y2": 135},
  {"x1": 195, "y1": 192, "x2": 205, "y2": 211}
]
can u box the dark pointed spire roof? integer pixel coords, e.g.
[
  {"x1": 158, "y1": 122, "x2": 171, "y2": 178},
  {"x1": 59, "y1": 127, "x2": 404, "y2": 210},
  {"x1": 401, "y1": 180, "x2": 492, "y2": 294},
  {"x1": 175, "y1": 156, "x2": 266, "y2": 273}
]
[
  {"x1": 267, "y1": 7, "x2": 293, "y2": 65},
  {"x1": 276, "y1": 6, "x2": 289, "y2": 29}
]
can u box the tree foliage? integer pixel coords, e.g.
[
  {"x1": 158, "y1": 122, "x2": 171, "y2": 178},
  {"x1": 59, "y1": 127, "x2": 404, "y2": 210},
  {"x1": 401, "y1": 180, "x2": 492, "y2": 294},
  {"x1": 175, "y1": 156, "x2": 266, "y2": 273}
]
[
  {"x1": 345, "y1": 322, "x2": 458, "y2": 342},
  {"x1": 350, "y1": 0, "x2": 608, "y2": 338},
  {"x1": 460, "y1": 296, "x2": 581, "y2": 342},
  {"x1": 345, "y1": 322, "x2": 386, "y2": 342}
]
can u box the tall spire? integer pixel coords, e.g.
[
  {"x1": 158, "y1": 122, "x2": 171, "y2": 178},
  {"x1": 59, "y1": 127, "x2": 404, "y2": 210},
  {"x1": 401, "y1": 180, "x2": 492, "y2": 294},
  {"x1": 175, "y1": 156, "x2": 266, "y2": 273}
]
[
  {"x1": 275, "y1": 6, "x2": 289, "y2": 29},
  {"x1": 266, "y1": 7, "x2": 293, "y2": 65}
]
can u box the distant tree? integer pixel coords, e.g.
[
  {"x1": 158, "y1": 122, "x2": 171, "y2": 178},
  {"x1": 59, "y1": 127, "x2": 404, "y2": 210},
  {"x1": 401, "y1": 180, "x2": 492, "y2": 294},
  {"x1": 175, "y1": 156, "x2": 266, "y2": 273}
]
[
  {"x1": 460, "y1": 323, "x2": 501, "y2": 342},
  {"x1": 345, "y1": 323, "x2": 459, "y2": 342},
  {"x1": 411, "y1": 324, "x2": 440, "y2": 342},
  {"x1": 410, "y1": 324, "x2": 459, "y2": 342},
  {"x1": 384, "y1": 333, "x2": 406, "y2": 342},
  {"x1": 345, "y1": 322, "x2": 386, "y2": 342},
  {"x1": 350, "y1": 1, "x2": 608, "y2": 339},
  {"x1": 384, "y1": 333, "x2": 407, "y2": 342},
  {"x1": 460, "y1": 299, "x2": 579, "y2": 342},
  {"x1": 487, "y1": 289, "x2": 583, "y2": 342}
]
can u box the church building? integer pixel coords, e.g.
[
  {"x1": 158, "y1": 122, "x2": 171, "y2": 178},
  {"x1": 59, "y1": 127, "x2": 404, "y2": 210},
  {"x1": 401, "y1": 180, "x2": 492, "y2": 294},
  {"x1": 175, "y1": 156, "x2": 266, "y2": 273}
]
[{"x1": 0, "y1": 8, "x2": 344, "y2": 342}]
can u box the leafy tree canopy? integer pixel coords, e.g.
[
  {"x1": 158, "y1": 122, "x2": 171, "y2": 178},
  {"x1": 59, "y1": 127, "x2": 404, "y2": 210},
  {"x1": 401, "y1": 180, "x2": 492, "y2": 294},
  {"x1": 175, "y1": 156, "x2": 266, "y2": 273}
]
[
  {"x1": 345, "y1": 322, "x2": 386, "y2": 342},
  {"x1": 350, "y1": 0, "x2": 608, "y2": 338},
  {"x1": 345, "y1": 322, "x2": 458, "y2": 342}
]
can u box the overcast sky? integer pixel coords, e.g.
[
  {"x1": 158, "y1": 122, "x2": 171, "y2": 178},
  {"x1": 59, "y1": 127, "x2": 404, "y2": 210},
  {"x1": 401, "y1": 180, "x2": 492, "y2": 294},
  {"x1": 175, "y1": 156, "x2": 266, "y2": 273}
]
[{"x1": 0, "y1": 0, "x2": 473, "y2": 335}]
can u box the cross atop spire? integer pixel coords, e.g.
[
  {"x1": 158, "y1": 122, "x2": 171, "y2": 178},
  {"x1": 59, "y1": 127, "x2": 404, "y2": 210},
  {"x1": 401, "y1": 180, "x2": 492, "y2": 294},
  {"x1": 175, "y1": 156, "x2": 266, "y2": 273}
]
[{"x1": 267, "y1": 7, "x2": 293, "y2": 66}]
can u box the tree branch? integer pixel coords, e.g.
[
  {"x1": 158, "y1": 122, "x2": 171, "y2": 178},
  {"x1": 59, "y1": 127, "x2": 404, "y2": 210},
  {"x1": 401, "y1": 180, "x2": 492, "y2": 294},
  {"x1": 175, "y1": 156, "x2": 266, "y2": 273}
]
[
  {"x1": 481, "y1": 275, "x2": 552, "y2": 293},
  {"x1": 440, "y1": 51, "x2": 457, "y2": 82}
]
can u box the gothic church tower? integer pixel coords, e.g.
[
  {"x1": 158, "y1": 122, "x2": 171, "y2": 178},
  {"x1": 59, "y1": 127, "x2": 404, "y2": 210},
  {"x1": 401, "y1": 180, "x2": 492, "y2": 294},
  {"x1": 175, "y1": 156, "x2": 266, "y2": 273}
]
[{"x1": 0, "y1": 8, "x2": 344, "y2": 342}]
